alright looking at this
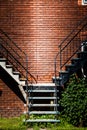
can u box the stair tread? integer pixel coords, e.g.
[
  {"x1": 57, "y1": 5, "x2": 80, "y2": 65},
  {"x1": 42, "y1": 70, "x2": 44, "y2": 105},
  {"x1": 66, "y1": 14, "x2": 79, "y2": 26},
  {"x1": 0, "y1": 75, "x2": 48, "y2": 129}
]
[
  {"x1": 59, "y1": 71, "x2": 69, "y2": 73},
  {"x1": 28, "y1": 90, "x2": 59, "y2": 92},
  {"x1": 77, "y1": 51, "x2": 87, "y2": 54},
  {"x1": 53, "y1": 76, "x2": 62, "y2": 80},
  {"x1": 65, "y1": 64, "x2": 75, "y2": 67},
  {"x1": 6, "y1": 65, "x2": 13, "y2": 68},
  {"x1": 29, "y1": 111, "x2": 60, "y2": 114},
  {"x1": 13, "y1": 71, "x2": 20, "y2": 75},
  {"x1": 28, "y1": 83, "x2": 55, "y2": 87},
  {"x1": 29, "y1": 104, "x2": 59, "y2": 107},
  {"x1": 29, "y1": 97, "x2": 58, "y2": 99},
  {"x1": 0, "y1": 58, "x2": 6, "y2": 61},
  {"x1": 25, "y1": 119, "x2": 60, "y2": 122},
  {"x1": 71, "y1": 58, "x2": 81, "y2": 61},
  {"x1": 28, "y1": 87, "x2": 56, "y2": 90},
  {"x1": 20, "y1": 77, "x2": 26, "y2": 81}
]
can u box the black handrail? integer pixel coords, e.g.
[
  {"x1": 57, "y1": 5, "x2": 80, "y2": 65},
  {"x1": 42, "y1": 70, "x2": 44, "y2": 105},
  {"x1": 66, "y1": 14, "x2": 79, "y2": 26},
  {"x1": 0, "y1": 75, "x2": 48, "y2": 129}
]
[
  {"x1": 58, "y1": 15, "x2": 87, "y2": 48},
  {"x1": 54, "y1": 15, "x2": 87, "y2": 80},
  {"x1": 0, "y1": 29, "x2": 37, "y2": 84},
  {"x1": 0, "y1": 29, "x2": 26, "y2": 56}
]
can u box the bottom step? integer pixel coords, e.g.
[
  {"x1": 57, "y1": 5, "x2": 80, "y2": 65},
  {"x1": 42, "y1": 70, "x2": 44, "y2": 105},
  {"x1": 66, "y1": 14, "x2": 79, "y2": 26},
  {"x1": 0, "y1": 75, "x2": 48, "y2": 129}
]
[
  {"x1": 24, "y1": 119, "x2": 60, "y2": 123},
  {"x1": 28, "y1": 111, "x2": 60, "y2": 115}
]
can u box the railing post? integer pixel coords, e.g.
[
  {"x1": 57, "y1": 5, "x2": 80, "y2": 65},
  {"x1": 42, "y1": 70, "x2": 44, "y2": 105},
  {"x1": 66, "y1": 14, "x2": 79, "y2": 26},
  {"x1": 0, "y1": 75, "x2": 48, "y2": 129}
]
[
  {"x1": 54, "y1": 58, "x2": 57, "y2": 85},
  {"x1": 60, "y1": 45, "x2": 62, "y2": 71},
  {"x1": 54, "y1": 54, "x2": 58, "y2": 122},
  {"x1": 25, "y1": 55, "x2": 29, "y2": 117},
  {"x1": 26, "y1": 55, "x2": 28, "y2": 92}
]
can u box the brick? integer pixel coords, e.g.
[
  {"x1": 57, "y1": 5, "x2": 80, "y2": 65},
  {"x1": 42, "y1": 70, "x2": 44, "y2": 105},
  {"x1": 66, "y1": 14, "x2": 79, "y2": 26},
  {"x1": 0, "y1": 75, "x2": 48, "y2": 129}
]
[
  {"x1": 0, "y1": 0, "x2": 87, "y2": 117},
  {"x1": 0, "y1": 79, "x2": 24, "y2": 117}
]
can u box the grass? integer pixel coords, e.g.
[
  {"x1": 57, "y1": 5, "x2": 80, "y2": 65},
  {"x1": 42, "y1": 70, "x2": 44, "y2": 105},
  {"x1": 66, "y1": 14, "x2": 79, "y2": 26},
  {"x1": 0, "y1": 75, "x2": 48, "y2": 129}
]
[
  {"x1": 0, "y1": 116, "x2": 87, "y2": 130},
  {"x1": 0, "y1": 116, "x2": 26, "y2": 130}
]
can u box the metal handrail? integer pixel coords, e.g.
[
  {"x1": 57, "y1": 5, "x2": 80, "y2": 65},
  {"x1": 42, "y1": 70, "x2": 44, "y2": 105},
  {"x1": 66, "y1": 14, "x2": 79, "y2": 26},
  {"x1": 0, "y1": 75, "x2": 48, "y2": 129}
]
[
  {"x1": 0, "y1": 29, "x2": 26, "y2": 56},
  {"x1": 0, "y1": 29, "x2": 37, "y2": 84},
  {"x1": 58, "y1": 15, "x2": 87, "y2": 48},
  {"x1": 54, "y1": 15, "x2": 87, "y2": 80}
]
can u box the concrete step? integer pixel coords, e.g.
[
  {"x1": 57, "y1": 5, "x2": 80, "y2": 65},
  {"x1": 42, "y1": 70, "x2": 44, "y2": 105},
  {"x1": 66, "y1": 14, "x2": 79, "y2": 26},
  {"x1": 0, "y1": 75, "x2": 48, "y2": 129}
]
[
  {"x1": 28, "y1": 111, "x2": 60, "y2": 115},
  {"x1": 0, "y1": 58, "x2": 26, "y2": 100},
  {"x1": 0, "y1": 58, "x2": 6, "y2": 61},
  {"x1": 5, "y1": 66, "x2": 13, "y2": 73},
  {"x1": 12, "y1": 71, "x2": 20, "y2": 80},
  {"x1": 6, "y1": 65, "x2": 13, "y2": 68},
  {"x1": 65, "y1": 64, "x2": 76, "y2": 72},
  {"x1": 28, "y1": 83, "x2": 55, "y2": 87},
  {"x1": 0, "y1": 60, "x2": 6, "y2": 66},
  {"x1": 59, "y1": 71, "x2": 69, "y2": 78},
  {"x1": 28, "y1": 90, "x2": 59, "y2": 93},
  {"x1": 71, "y1": 58, "x2": 82, "y2": 64},
  {"x1": 29, "y1": 97, "x2": 58, "y2": 100},
  {"x1": 52, "y1": 76, "x2": 62, "y2": 83},
  {"x1": 29, "y1": 104, "x2": 59, "y2": 107},
  {"x1": 65, "y1": 64, "x2": 75, "y2": 68},
  {"x1": 25, "y1": 119, "x2": 60, "y2": 123},
  {"x1": 13, "y1": 71, "x2": 20, "y2": 75}
]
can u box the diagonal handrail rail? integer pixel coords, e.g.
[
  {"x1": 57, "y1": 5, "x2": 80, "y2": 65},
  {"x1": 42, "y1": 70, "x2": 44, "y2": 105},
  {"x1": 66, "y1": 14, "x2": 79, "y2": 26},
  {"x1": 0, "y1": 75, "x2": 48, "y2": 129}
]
[
  {"x1": 58, "y1": 16, "x2": 87, "y2": 48},
  {"x1": 0, "y1": 29, "x2": 37, "y2": 85},
  {"x1": 0, "y1": 29, "x2": 26, "y2": 56},
  {"x1": 54, "y1": 15, "x2": 87, "y2": 80}
]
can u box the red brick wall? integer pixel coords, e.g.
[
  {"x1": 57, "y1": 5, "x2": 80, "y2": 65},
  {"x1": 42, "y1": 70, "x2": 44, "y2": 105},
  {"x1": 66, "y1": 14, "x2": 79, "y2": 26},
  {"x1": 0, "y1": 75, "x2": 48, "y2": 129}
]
[
  {"x1": 0, "y1": 0, "x2": 87, "y2": 83},
  {"x1": 0, "y1": 79, "x2": 24, "y2": 117},
  {"x1": 0, "y1": 0, "x2": 87, "y2": 117}
]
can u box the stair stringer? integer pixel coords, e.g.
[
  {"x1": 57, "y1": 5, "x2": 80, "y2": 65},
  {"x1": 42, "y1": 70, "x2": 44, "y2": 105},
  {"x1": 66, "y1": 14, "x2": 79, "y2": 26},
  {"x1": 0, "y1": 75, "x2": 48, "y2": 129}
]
[
  {"x1": 0, "y1": 58, "x2": 26, "y2": 101},
  {"x1": 55, "y1": 51, "x2": 87, "y2": 87},
  {"x1": 24, "y1": 83, "x2": 60, "y2": 123}
]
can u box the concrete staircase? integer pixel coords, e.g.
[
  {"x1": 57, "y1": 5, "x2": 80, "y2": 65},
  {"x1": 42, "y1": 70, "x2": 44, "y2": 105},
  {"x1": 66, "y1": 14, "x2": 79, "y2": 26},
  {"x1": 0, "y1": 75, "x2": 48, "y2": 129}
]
[
  {"x1": 53, "y1": 41, "x2": 87, "y2": 87},
  {"x1": 0, "y1": 58, "x2": 26, "y2": 101},
  {"x1": 0, "y1": 57, "x2": 60, "y2": 122}
]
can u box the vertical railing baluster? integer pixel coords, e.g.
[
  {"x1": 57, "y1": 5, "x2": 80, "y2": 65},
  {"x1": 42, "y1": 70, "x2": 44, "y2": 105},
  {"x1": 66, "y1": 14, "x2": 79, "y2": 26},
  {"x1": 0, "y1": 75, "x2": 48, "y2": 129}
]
[
  {"x1": 25, "y1": 54, "x2": 29, "y2": 118},
  {"x1": 60, "y1": 45, "x2": 62, "y2": 71}
]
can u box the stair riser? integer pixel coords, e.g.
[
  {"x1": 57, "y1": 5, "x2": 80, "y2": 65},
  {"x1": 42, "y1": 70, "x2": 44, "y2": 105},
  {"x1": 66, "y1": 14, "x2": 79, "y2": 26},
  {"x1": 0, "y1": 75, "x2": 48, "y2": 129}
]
[
  {"x1": 78, "y1": 53, "x2": 87, "y2": 58},
  {"x1": 0, "y1": 58, "x2": 26, "y2": 101},
  {"x1": 12, "y1": 75, "x2": 19, "y2": 81},
  {"x1": 0, "y1": 61, "x2": 25, "y2": 85},
  {"x1": 71, "y1": 58, "x2": 81, "y2": 65},
  {"x1": 59, "y1": 75, "x2": 69, "y2": 85},
  {"x1": 6, "y1": 68, "x2": 13, "y2": 73},
  {"x1": 65, "y1": 66, "x2": 78, "y2": 74},
  {"x1": 19, "y1": 81, "x2": 25, "y2": 86}
]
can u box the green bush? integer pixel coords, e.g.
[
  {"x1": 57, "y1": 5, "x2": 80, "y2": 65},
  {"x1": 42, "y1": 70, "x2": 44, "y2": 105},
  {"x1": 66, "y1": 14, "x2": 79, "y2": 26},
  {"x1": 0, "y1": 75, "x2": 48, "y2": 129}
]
[{"x1": 60, "y1": 75, "x2": 87, "y2": 127}]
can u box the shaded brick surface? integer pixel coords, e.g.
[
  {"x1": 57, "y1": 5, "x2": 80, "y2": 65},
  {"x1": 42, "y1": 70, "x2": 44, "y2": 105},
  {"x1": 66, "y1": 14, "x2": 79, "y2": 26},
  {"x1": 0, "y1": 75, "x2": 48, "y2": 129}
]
[{"x1": 0, "y1": 79, "x2": 24, "y2": 117}]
